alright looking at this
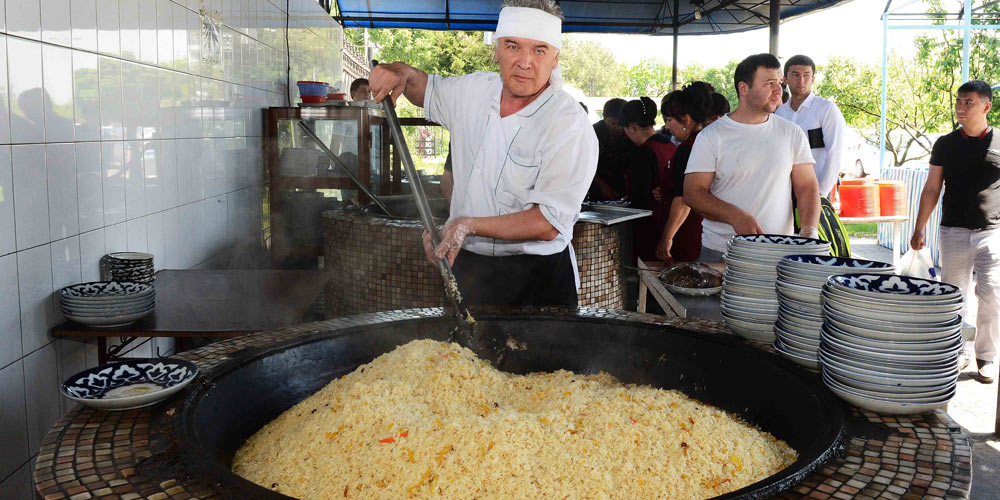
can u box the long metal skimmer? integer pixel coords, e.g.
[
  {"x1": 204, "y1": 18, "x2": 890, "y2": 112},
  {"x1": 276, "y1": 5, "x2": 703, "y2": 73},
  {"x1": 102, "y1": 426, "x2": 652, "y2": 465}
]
[{"x1": 376, "y1": 79, "x2": 479, "y2": 349}]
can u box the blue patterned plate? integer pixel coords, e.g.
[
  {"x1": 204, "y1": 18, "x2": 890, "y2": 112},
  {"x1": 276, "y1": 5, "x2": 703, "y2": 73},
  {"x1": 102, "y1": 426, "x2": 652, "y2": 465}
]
[
  {"x1": 732, "y1": 234, "x2": 830, "y2": 247},
  {"x1": 60, "y1": 359, "x2": 198, "y2": 411},
  {"x1": 781, "y1": 254, "x2": 894, "y2": 270},
  {"x1": 827, "y1": 274, "x2": 961, "y2": 300}
]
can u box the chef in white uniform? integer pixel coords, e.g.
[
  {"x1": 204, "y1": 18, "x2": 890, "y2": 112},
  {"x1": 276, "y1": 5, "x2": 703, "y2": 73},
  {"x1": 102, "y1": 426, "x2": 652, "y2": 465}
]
[{"x1": 369, "y1": 0, "x2": 598, "y2": 306}]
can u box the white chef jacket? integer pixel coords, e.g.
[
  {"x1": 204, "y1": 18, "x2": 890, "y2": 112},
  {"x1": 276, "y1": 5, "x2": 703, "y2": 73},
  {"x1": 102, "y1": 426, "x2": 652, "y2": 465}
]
[
  {"x1": 423, "y1": 71, "x2": 598, "y2": 258},
  {"x1": 775, "y1": 92, "x2": 848, "y2": 196}
]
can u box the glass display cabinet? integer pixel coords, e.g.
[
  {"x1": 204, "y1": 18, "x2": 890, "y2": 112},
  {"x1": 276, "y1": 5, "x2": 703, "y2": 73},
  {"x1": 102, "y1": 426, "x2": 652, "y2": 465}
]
[{"x1": 264, "y1": 102, "x2": 401, "y2": 267}]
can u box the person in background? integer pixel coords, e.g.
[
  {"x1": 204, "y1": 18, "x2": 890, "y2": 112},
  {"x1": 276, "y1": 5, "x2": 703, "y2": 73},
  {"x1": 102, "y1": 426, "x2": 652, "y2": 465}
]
[
  {"x1": 684, "y1": 53, "x2": 820, "y2": 262},
  {"x1": 590, "y1": 98, "x2": 631, "y2": 200},
  {"x1": 369, "y1": 0, "x2": 597, "y2": 307},
  {"x1": 620, "y1": 97, "x2": 676, "y2": 262},
  {"x1": 911, "y1": 80, "x2": 999, "y2": 383},
  {"x1": 350, "y1": 78, "x2": 371, "y2": 100},
  {"x1": 707, "y1": 92, "x2": 731, "y2": 125},
  {"x1": 776, "y1": 54, "x2": 848, "y2": 201},
  {"x1": 656, "y1": 82, "x2": 716, "y2": 263}
]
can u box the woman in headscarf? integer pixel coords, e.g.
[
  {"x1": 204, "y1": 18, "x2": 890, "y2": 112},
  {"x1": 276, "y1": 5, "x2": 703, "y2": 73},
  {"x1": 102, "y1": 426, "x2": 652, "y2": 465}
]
[
  {"x1": 656, "y1": 81, "x2": 716, "y2": 263},
  {"x1": 620, "y1": 96, "x2": 676, "y2": 263}
]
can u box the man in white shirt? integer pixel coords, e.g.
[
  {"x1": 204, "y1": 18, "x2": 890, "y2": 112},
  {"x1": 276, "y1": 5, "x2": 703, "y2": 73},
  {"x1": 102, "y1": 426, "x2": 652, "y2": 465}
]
[
  {"x1": 684, "y1": 53, "x2": 821, "y2": 261},
  {"x1": 775, "y1": 54, "x2": 849, "y2": 199},
  {"x1": 369, "y1": 0, "x2": 598, "y2": 306}
]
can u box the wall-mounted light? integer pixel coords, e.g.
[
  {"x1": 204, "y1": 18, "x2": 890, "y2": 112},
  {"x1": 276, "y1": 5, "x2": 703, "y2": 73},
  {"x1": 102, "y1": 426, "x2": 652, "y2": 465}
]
[{"x1": 692, "y1": 0, "x2": 704, "y2": 20}]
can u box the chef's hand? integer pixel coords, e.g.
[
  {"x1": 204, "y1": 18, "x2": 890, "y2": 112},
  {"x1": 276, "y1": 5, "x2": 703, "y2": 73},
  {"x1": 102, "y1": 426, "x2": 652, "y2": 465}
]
[
  {"x1": 731, "y1": 211, "x2": 765, "y2": 235},
  {"x1": 910, "y1": 228, "x2": 925, "y2": 250},
  {"x1": 655, "y1": 235, "x2": 673, "y2": 263},
  {"x1": 433, "y1": 218, "x2": 476, "y2": 267},
  {"x1": 651, "y1": 186, "x2": 663, "y2": 204},
  {"x1": 369, "y1": 62, "x2": 411, "y2": 105}
]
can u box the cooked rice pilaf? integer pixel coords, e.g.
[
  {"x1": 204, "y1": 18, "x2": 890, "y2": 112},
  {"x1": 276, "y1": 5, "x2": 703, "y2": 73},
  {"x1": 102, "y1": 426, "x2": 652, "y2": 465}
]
[{"x1": 232, "y1": 340, "x2": 797, "y2": 499}]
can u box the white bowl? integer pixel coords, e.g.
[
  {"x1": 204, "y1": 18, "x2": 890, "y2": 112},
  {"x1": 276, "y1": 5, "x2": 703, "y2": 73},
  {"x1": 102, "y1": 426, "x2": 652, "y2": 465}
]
[
  {"x1": 773, "y1": 340, "x2": 821, "y2": 370},
  {"x1": 823, "y1": 364, "x2": 956, "y2": 394},
  {"x1": 775, "y1": 281, "x2": 822, "y2": 304},
  {"x1": 819, "y1": 347, "x2": 959, "y2": 376},
  {"x1": 822, "y1": 300, "x2": 959, "y2": 325},
  {"x1": 775, "y1": 327, "x2": 821, "y2": 351},
  {"x1": 824, "y1": 369, "x2": 955, "y2": 400},
  {"x1": 65, "y1": 309, "x2": 154, "y2": 328},
  {"x1": 822, "y1": 307, "x2": 962, "y2": 335},
  {"x1": 818, "y1": 350, "x2": 958, "y2": 384},
  {"x1": 822, "y1": 322, "x2": 962, "y2": 352},
  {"x1": 823, "y1": 375, "x2": 954, "y2": 415},
  {"x1": 821, "y1": 330, "x2": 962, "y2": 363}
]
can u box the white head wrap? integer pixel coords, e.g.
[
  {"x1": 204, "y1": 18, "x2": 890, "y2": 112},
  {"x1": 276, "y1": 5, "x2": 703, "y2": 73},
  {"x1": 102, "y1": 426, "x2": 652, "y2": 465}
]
[
  {"x1": 494, "y1": 6, "x2": 564, "y2": 88},
  {"x1": 494, "y1": 6, "x2": 562, "y2": 50}
]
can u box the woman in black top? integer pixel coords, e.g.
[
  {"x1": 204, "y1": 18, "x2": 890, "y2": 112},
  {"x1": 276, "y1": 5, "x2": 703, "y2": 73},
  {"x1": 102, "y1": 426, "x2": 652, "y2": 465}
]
[{"x1": 656, "y1": 82, "x2": 716, "y2": 262}]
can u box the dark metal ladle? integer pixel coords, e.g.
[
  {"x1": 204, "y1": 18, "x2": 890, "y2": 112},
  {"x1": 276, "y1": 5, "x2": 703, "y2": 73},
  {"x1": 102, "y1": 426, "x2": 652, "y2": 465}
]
[{"x1": 371, "y1": 62, "x2": 504, "y2": 362}]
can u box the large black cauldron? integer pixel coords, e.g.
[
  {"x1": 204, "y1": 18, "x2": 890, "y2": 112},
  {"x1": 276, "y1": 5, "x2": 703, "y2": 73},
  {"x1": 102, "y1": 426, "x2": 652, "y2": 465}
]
[{"x1": 172, "y1": 310, "x2": 846, "y2": 499}]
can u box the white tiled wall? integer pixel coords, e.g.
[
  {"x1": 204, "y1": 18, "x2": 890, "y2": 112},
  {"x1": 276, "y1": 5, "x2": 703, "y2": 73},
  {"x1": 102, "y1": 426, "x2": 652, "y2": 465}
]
[{"x1": 0, "y1": 0, "x2": 342, "y2": 496}]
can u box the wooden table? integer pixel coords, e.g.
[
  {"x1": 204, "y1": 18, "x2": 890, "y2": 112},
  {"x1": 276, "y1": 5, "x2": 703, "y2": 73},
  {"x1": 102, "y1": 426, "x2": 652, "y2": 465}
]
[
  {"x1": 51, "y1": 269, "x2": 330, "y2": 363},
  {"x1": 840, "y1": 214, "x2": 909, "y2": 267},
  {"x1": 636, "y1": 258, "x2": 723, "y2": 320}
]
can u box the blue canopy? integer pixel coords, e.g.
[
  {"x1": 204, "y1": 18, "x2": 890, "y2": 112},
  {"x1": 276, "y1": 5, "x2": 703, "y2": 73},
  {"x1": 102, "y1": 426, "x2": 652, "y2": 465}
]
[{"x1": 334, "y1": 0, "x2": 852, "y2": 35}]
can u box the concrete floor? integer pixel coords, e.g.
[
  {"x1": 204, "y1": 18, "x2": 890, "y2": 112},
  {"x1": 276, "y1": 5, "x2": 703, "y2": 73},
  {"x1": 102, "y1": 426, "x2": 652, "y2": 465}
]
[{"x1": 851, "y1": 238, "x2": 998, "y2": 500}]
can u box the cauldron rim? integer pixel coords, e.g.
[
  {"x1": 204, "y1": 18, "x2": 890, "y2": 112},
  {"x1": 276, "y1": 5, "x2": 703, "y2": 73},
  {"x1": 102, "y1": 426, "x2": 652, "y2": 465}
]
[{"x1": 171, "y1": 308, "x2": 847, "y2": 500}]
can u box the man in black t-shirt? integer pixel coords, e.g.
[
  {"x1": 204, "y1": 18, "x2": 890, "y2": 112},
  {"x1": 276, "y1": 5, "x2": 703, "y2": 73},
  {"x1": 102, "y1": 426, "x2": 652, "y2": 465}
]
[{"x1": 911, "y1": 80, "x2": 999, "y2": 383}]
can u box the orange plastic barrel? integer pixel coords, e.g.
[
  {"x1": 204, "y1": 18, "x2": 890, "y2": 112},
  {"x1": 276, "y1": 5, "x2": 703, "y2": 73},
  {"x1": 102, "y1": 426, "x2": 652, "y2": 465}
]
[
  {"x1": 877, "y1": 180, "x2": 905, "y2": 216},
  {"x1": 839, "y1": 183, "x2": 880, "y2": 217}
]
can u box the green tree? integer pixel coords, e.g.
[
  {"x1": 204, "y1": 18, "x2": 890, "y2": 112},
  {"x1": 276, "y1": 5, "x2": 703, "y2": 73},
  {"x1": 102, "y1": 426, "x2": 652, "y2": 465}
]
[
  {"x1": 622, "y1": 58, "x2": 672, "y2": 97},
  {"x1": 559, "y1": 38, "x2": 624, "y2": 96},
  {"x1": 818, "y1": 2, "x2": 1000, "y2": 167},
  {"x1": 679, "y1": 60, "x2": 739, "y2": 109}
]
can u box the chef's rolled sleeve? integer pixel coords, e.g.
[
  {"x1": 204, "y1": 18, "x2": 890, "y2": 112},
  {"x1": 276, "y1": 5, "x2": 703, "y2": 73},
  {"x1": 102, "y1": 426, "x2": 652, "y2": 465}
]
[{"x1": 525, "y1": 116, "x2": 599, "y2": 237}]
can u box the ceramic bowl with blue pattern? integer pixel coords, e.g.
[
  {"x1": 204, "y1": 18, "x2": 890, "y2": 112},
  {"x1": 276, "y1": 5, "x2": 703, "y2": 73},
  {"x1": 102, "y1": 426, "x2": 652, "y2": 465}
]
[
  {"x1": 827, "y1": 274, "x2": 961, "y2": 301},
  {"x1": 781, "y1": 254, "x2": 894, "y2": 271},
  {"x1": 60, "y1": 359, "x2": 198, "y2": 411}
]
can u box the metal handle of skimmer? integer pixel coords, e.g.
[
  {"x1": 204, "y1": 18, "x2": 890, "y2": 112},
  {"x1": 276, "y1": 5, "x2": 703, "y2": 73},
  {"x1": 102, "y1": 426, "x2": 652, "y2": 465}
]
[{"x1": 374, "y1": 60, "x2": 474, "y2": 329}]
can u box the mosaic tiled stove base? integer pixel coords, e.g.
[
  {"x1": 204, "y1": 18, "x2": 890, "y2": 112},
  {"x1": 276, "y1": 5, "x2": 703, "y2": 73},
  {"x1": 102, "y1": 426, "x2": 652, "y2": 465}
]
[
  {"x1": 323, "y1": 210, "x2": 625, "y2": 315},
  {"x1": 34, "y1": 308, "x2": 971, "y2": 500}
]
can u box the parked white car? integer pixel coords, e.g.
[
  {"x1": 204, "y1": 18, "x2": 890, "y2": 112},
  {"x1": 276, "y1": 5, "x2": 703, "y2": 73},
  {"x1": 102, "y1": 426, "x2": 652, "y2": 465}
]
[{"x1": 841, "y1": 129, "x2": 880, "y2": 179}]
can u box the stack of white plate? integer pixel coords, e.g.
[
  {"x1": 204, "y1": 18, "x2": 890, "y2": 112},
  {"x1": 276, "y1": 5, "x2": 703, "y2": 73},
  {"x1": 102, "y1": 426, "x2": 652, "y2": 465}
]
[
  {"x1": 60, "y1": 281, "x2": 156, "y2": 328},
  {"x1": 819, "y1": 274, "x2": 963, "y2": 414},
  {"x1": 773, "y1": 255, "x2": 895, "y2": 370},
  {"x1": 106, "y1": 252, "x2": 155, "y2": 284},
  {"x1": 721, "y1": 234, "x2": 830, "y2": 342}
]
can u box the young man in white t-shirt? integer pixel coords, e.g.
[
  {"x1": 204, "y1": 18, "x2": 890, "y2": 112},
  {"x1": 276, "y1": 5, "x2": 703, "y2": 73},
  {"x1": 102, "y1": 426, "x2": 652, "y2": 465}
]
[{"x1": 683, "y1": 53, "x2": 820, "y2": 261}]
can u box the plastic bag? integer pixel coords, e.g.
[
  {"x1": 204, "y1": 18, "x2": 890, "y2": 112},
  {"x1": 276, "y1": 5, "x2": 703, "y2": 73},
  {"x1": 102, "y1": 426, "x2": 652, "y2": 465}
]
[
  {"x1": 657, "y1": 263, "x2": 724, "y2": 289},
  {"x1": 899, "y1": 248, "x2": 939, "y2": 280}
]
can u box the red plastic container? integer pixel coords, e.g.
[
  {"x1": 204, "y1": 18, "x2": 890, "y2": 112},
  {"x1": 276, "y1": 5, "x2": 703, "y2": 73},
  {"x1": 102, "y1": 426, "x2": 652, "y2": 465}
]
[
  {"x1": 877, "y1": 180, "x2": 905, "y2": 216},
  {"x1": 327, "y1": 93, "x2": 346, "y2": 100},
  {"x1": 839, "y1": 183, "x2": 879, "y2": 217},
  {"x1": 301, "y1": 95, "x2": 327, "y2": 103}
]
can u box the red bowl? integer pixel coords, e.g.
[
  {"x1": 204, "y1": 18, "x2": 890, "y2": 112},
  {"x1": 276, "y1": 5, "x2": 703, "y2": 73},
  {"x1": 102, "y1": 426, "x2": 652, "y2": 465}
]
[
  {"x1": 327, "y1": 93, "x2": 346, "y2": 100},
  {"x1": 301, "y1": 95, "x2": 327, "y2": 103}
]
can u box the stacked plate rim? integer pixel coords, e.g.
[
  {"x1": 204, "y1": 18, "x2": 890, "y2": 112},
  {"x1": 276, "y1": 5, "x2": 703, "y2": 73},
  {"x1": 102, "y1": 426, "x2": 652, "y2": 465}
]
[
  {"x1": 106, "y1": 252, "x2": 155, "y2": 284},
  {"x1": 819, "y1": 273, "x2": 963, "y2": 415},
  {"x1": 773, "y1": 255, "x2": 895, "y2": 371},
  {"x1": 722, "y1": 234, "x2": 830, "y2": 343},
  {"x1": 60, "y1": 281, "x2": 156, "y2": 328}
]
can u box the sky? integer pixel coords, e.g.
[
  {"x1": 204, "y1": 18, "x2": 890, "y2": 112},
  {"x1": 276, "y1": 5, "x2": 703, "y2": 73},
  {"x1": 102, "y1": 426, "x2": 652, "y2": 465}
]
[{"x1": 570, "y1": 0, "x2": 939, "y2": 69}]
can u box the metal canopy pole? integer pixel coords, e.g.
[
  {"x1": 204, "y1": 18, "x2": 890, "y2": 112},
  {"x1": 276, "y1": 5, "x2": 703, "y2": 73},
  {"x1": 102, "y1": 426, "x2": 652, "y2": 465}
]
[
  {"x1": 769, "y1": 0, "x2": 780, "y2": 55},
  {"x1": 962, "y1": 0, "x2": 971, "y2": 82},
  {"x1": 880, "y1": 11, "x2": 889, "y2": 174},
  {"x1": 671, "y1": 0, "x2": 679, "y2": 90}
]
